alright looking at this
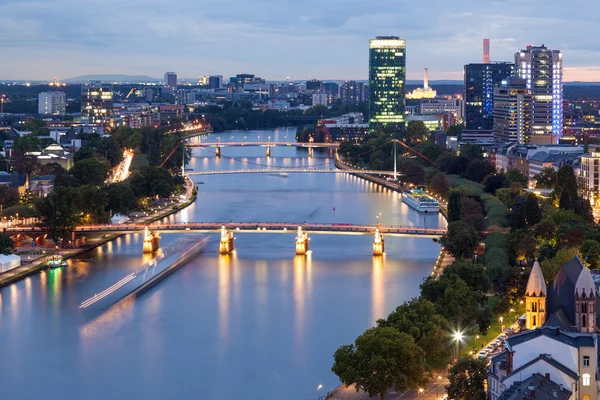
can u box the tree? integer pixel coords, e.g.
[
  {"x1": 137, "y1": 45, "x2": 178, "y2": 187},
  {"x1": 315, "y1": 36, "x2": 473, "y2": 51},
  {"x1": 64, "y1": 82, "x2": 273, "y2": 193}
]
[
  {"x1": 0, "y1": 233, "x2": 14, "y2": 255},
  {"x1": 104, "y1": 183, "x2": 137, "y2": 215},
  {"x1": 460, "y1": 144, "x2": 484, "y2": 160},
  {"x1": 555, "y1": 165, "x2": 578, "y2": 208},
  {"x1": 74, "y1": 146, "x2": 97, "y2": 162},
  {"x1": 461, "y1": 197, "x2": 486, "y2": 231},
  {"x1": 76, "y1": 184, "x2": 109, "y2": 223},
  {"x1": 71, "y1": 157, "x2": 111, "y2": 186},
  {"x1": 130, "y1": 166, "x2": 182, "y2": 199},
  {"x1": 439, "y1": 221, "x2": 479, "y2": 258},
  {"x1": 533, "y1": 167, "x2": 558, "y2": 189},
  {"x1": 12, "y1": 134, "x2": 42, "y2": 152},
  {"x1": 445, "y1": 124, "x2": 463, "y2": 137},
  {"x1": 446, "y1": 358, "x2": 487, "y2": 400},
  {"x1": 405, "y1": 121, "x2": 429, "y2": 144},
  {"x1": 483, "y1": 173, "x2": 507, "y2": 195},
  {"x1": 400, "y1": 161, "x2": 425, "y2": 184},
  {"x1": 444, "y1": 260, "x2": 490, "y2": 293},
  {"x1": 463, "y1": 160, "x2": 495, "y2": 184},
  {"x1": 34, "y1": 186, "x2": 80, "y2": 243},
  {"x1": 447, "y1": 190, "x2": 463, "y2": 222},
  {"x1": 332, "y1": 327, "x2": 428, "y2": 400},
  {"x1": 378, "y1": 298, "x2": 451, "y2": 364},
  {"x1": 522, "y1": 193, "x2": 542, "y2": 228},
  {"x1": 0, "y1": 186, "x2": 20, "y2": 208},
  {"x1": 428, "y1": 173, "x2": 450, "y2": 197},
  {"x1": 506, "y1": 169, "x2": 528, "y2": 187},
  {"x1": 541, "y1": 247, "x2": 579, "y2": 282},
  {"x1": 533, "y1": 220, "x2": 557, "y2": 241},
  {"x1": 581, "y1": 240, "x2": 600, "y2": 269},
  {"x1": 11, "y1": 151, "x2": 40, "y2": 177}
]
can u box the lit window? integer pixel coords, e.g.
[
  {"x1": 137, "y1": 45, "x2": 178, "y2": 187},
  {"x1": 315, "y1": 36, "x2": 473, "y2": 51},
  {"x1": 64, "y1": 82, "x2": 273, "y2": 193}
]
[{"x1": 583, "y1": 373, "x2": 591, "y2": 386}]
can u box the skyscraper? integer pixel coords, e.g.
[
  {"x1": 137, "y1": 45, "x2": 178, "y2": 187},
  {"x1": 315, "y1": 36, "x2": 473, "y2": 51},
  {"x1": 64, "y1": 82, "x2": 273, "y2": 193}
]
[
  {"x1": 464, "y1": 62, "x2": 514, "y2": 131},
  {"x1": 483, "y1": 39, "x2": 490, "y2": 64},
  {"x1": 340, "y1": 81, "x2": 367, "y2": 105},
  {"x1": 81, "y1": 82, "x2": 113, "y2": 121},
  {"x1": 514, "y1": 45, "x2": 563, "y2": 144},
  {"x1": 369, "y1": 36, "x2": 406, "y2": 134},
  {"x1": 164, "y1": 72, "x2": 178, "y2": 91},
  {"x1": 208, "y1": 75, "x2": 223, "y2": 90},
  {"x1": 38, "y1": 91, "x2": 66, "y2": 115},
  {"x1": 493, "y1": 77, "x2": 532, "y2": 144}
]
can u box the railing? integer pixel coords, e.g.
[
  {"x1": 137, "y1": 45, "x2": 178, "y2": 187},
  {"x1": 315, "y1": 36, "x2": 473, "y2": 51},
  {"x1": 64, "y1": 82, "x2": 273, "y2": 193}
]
[{"x1": 186, "y1": 168, "x2": 396, "y2": 176}]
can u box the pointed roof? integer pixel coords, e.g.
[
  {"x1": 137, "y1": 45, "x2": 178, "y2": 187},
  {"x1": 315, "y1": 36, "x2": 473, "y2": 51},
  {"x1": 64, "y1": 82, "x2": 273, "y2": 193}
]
[
  {"x1": 574, "y1": 264, "x2": 596, "y2": 299},
  {"x1": 526, "y1": 260, "x2": 546, "y2": 297}
]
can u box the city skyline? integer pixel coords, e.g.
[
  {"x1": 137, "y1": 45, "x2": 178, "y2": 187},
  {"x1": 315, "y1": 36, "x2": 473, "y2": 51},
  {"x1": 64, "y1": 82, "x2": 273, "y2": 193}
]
[{"x1": 1, "y1": 0, "x2": 600, "y2": 81}]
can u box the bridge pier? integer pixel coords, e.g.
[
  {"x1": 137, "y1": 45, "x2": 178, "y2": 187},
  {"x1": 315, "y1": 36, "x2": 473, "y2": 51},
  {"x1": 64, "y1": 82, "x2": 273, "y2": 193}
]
[
  {"x1": 266, "y1": 146, "x2": 271, "y2": 157},
  {"x1": 215, "y1": 146, "x2": 221, "y2": 157},
  {"x1": 373, "y1": 227, "x2": 385, "y2": 256},
  {"x1": 295, "y1": 226, "x2": 310, "y2": 255},
  {"x1": 308, "y1": 147, "x2": 313, "y2": 158},
  {"x1": 34, "y1": 234, "x2": 48, "y2": 246},
  {"x1": 219, "y1": 225, "x2": 235, "y2": 254},
  {"x1": 142, "y1": 226, "x2": 160, "y2": 253}
]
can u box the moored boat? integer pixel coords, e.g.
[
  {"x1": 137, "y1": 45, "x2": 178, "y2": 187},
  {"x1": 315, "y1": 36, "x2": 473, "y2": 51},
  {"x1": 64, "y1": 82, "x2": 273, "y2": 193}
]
[{"x1": 401, "y1": 190, "x2": 440, "y2": 213}]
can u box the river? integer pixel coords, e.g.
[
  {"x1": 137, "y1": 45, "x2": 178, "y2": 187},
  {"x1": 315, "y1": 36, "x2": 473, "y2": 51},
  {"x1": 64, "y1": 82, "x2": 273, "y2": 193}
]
[{"x1": 0, "y1": 127, "x2": 445, "y2": 400}]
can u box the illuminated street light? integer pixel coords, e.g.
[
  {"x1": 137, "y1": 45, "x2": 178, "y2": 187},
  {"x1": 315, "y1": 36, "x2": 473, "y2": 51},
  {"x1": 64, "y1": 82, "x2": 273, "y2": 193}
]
[{"x1": 317, "y1": 384, "x2": 323, "y2": 400}]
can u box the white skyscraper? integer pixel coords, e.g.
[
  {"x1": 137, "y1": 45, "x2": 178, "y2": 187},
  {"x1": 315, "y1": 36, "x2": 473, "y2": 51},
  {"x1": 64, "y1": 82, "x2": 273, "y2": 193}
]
[
  {"x1": 514, "y1": 45, "x2": 563, "y2": 144},
  {"x1": 38, "y1": 91, "x2": 66, "y2": 115}
]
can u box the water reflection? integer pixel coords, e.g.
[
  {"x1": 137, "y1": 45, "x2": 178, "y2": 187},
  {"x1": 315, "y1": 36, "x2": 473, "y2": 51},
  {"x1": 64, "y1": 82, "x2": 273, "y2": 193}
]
[{"x1": 371, "y1": 255, "x2": 386, "y2": 324}]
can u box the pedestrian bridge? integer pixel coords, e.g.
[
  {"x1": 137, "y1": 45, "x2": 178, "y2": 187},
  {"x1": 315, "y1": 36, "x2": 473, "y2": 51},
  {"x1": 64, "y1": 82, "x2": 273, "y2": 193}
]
[
  {"x1": 7, "y1": 222, "x2": 446, "y2": 238},
  {"x1": 186, "y1": 141, "x2": 339, "y2": 149},
  {"x1": 186, "y1": 168, "x2": 396, "y2": 176}
]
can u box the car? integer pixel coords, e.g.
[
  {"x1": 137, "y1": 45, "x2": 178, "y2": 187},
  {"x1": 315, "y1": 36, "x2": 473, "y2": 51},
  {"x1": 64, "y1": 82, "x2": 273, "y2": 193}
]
[
  {"x1": 478, "y1": 350, "x2": 488, "y2": 360},
  {"x1": 506, "y1": 328, "x2": 514, "y2": 334},
  {"x1": 486, "y1": 344, "x2": 494, "y2": 350}
]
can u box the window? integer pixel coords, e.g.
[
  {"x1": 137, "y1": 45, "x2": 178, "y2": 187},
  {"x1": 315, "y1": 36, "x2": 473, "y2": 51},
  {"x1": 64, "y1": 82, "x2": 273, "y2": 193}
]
[
  {"x1": 583, "y1": 373, "x2": 591, "y2": 386},
  {"x1": 583, "y1": 314, "x2": 587, "y2": 328},
  {"x1": 532, "y1": 303, "x2": 537, "y2": 312},
  {"x1": 533, "y1": 315, "x2": 537, "y2": 327},
  {"x1": 584, "y1": 356, "x2": 590, "y2": 367}
]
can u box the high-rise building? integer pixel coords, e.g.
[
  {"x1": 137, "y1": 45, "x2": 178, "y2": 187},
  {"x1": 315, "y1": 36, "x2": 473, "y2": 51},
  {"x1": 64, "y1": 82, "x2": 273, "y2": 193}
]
[
  {"x1": 464, "y1": 62, "x2": 514, "y2": 130},
  {"x1": 38, "y1": 91, "x2": 66, "y2": 115},
  {"x1": 164, "y1": 72, "x2": 177, "y2": 91},
  {"x1": 340, "y1": 81, "x2": 367, "y2": 105},
  {"x1": 369, "y1": 36, "x2": 406, "y2": 134},
  {"x1": 483, "y1": 39, "x2": 490, "y2": 64},
  {"x1": 493, "y1": 77, "x2": 532, "y2": 144},
  {"x1": 81, "y1": 82, "x2": 114, "y2": 121},
  {"x1": 306, "y1": 79, "x2": 323, "y2": 91},
  {"x1": 229, "y1": 74, "x2": 255, "y2": 90},
  {"x1": 312, "y1": 92, "x2": 328, "y2": 107},
  {"x1": 515, "y1": 45, "x2": 563, "y2": 144},
  {"x1": 198, "y1": 76, "x2": 209, "y2": 85},
  {"x1": 208, "y1": 75, "x2": 223, "y2": 90},
  {"x1": 323, "y1": 82, "x2": 340, "y2": 97}
]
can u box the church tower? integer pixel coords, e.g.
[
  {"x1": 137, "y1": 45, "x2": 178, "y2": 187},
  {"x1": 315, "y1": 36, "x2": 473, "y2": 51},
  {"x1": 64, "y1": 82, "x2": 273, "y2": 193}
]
[
  {"x1": 574, "y1": 265, "x2": 597, "y2": 333},
  {"x1": 525, "y1": 260, "x2": 546, "y2": 330}
]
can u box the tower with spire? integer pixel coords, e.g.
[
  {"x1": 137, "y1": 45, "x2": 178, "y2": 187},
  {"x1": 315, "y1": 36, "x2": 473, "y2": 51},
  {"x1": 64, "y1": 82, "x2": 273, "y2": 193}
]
[
  {"x1": 525, "y1": 260, "x2": 546, "y2": 330},
  {"x1": 574, "y1": 265, "x2": 597, "y2": 332}
]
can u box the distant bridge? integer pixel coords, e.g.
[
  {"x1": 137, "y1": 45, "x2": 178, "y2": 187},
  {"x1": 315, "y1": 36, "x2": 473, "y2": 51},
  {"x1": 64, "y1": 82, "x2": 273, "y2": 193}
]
[
  {"x1": 7, "y1": 222, "x2": 446, "y2": 238},
  {"x1": 186, "y1": 168, "x2": 397, "y2": 176},
  {"x1": 185, "y1": 141, "x2": 339, "y2": 149}
]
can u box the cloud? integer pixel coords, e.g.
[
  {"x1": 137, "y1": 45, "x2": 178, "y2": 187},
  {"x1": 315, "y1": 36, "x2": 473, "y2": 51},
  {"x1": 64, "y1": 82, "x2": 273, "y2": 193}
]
[{"x1": 1, "y1": 0, "x2": 599, "y2": 81}]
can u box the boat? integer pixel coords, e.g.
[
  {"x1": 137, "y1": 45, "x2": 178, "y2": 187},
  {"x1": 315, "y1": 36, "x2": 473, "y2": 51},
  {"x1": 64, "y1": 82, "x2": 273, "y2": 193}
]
[
  {"x1": 279, "y1": 172, "x2": 289, "y2": 178},
  {"x1": 401, "y1": 190, "x2": 440, "y2": 213},
  {"x1": 48, "y1": 255, "x2": 68, "y2": 269}
]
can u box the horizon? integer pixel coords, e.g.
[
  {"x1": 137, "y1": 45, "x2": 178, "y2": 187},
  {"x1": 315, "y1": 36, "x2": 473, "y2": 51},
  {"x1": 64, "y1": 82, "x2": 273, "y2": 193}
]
[{"x1": 1, "y1": 0, "x2": 600, "y2": 82}]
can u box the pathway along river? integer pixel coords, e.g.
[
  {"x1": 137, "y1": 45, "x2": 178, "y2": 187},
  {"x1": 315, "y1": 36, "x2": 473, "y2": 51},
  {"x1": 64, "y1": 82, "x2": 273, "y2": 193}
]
[{"x1": 0, "y1": 128, "x2": 445, "y2": 400}]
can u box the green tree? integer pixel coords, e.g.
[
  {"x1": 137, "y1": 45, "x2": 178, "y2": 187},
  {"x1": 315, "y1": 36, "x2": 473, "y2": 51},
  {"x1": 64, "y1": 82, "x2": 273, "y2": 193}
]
[
  {"x1": 130, "y1": 166, "x2": 182, "y2": 199},
  {"x1": 522, "y1": 193, "x2": 543, "y2": 227},
  {"x1": 533, "y1": 220, "x2": 557, "y2": 241},
  {"x1": 34, "y1": 186, "x2": 80, "y2": 243},
  {"x1": 460, "y1": 144, "x2": 484, "y2": 160},
  {"x1": 378, "y1": 298, "x2": 451, "y2": 363},
  {"x1": 405, "y1": 121, "x2": 429, "y2": 144},
  {"x1": 428, "y1": 173, "x2": 450, "y2": 197},
  {"x1": 463, "y1": 160, "x2": 495, "y2": 184},
  {"x1": 555, "y1": 165, "x2": 578, "y2": 208},
  {"x1": 97, "y1": 136, "x2": 124, "y2": 168},
  {"x1": 445, "y1": 124, "x2": 464, "y2": 137},
  {"x1": 0, "y1": 233, "x2": 15, "y2": 255},
  {"x1": 541, "y1": 247, "x2": 579, "y2": 281},
  {"x1": 332, "y1": 327, "x2": 428, "y2": 400},
  {"x1": 506, "y1": 169, "x2": 528, "y2": 186},
  {"x1": 444, "y1": 260, "x2": 490, "y2": 293},
  {"x1": 581, "y1": 240, "x2": 600, "y2": 269},
  {"x1": 76, "y1": 184, "x2": 109, "y2": 223},
  {"x1": 74, "y1": 146, "x2": 97, "y2": 162},
  {"x1": 71, "y1": 157, "x2": 111, "y2": 186},
  {"x1": 0, "y1": 186, "x2": 20, "y2": 208},
  {"x1": 483, "y1": 173, "x2": 507, "y2": 195},
  {"x1": 12, "y1": 134, "x2": 42, "y2": 152},
  {"x1": 446, "y1": 358, "x2": 487, "y2": 400},
  {"x1": 533, "y1": 167, "x2": 558, "y2": 189},
  {"x1": 104, "y1": 183, "x2": 137, "y2": 215},
  {"x1": 447, "y1": 190, "x2": 463, "y2": 222},
  {"x1": 439, "y1": 221, "x2": 479, "y2": 258}
]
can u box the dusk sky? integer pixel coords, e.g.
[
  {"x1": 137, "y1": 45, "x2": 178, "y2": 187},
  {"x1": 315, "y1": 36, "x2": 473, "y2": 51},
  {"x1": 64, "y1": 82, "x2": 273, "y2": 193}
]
[{"x1": 2, "y1": 0, "x2": 599, "y2": 81}]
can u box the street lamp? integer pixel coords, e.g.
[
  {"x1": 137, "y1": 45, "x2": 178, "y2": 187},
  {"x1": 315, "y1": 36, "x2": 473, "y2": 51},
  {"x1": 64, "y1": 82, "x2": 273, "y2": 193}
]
[
  {"x1": 418, "y1": 388, "x2": 424, "y2": 397},
  {"x1": 453, "y1": 330, "x2": 463, "y2": 362},
  {"x1": 317, "y1": 384, "x2": 323, "y2": 400}
]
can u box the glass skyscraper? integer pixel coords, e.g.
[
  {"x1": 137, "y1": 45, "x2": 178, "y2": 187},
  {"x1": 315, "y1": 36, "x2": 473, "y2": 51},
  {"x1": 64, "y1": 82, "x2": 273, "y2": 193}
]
[
  {"x1": 514, "y1": 45, "x2": 563, "y2": 144},
  {"x1": 464, "y1": 62, "x2": 514, "y2": 131},
  {"x1": 369, "y1": 36, "x2": 406, "y2": 134}
]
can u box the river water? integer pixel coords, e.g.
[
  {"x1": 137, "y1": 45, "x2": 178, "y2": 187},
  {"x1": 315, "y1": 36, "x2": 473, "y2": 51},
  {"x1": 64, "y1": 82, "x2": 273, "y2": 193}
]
[{"x1": 0, "y1": 128, "x2": 445, "y2": 400}]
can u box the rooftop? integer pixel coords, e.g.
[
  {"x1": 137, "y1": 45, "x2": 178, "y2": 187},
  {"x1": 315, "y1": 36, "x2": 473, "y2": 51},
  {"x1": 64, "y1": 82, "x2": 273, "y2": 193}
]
[{"x1": 498, "y1": 373, "x2": 572, "y2": 400}]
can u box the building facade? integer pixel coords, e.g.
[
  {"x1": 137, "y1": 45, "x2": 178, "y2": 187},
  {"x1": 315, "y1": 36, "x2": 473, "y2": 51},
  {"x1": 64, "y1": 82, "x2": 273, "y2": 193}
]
[
  {"x1": 464, "y1": 62, "x2": 514, "y2": 131},
  {"x1": 515, "y1": 45, "x2": 563, "y2": 144},
  {"x1": 579, "y1": 147, "x2": 600, "y2": 206},
  {"x1": 369, "y1": 36, "x2": 406, "y2": 134},
  {"x1": 164, "y1": 72, "x2": 178, "y2": 91},
  {"x1": 312, "y1": 92, "x2": 328, "y2": 107},
  {"x1": 208, "y1": 75, "x2": 223, "y2": 90},
  {"x1": 306, "y1": 79, "x2": 323, "y2": 91},
  {"x1": 38, "y1": 91, "x2": 66, "y2": 115},
  {"x1": 493, "y1": 77, "x2": 532, "y2": 144},
  {"x1": 81, "y1": 82, "x2": 114, "y2": 122},
  {"x1": 340, "y1": 81, "x2": 368, "y2": 105}
]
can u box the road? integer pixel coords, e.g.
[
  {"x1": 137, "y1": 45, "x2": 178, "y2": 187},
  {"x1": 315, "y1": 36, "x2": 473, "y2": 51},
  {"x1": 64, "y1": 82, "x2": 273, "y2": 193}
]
[{"x1": 329, "y1": 378, "x2": 448, "y2": 400}]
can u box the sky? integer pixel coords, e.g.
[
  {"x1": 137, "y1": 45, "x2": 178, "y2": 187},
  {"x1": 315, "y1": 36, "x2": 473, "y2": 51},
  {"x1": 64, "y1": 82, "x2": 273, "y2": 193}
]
[{"x1": 1, "y1": 0, "x2": 600, "y2": 82}]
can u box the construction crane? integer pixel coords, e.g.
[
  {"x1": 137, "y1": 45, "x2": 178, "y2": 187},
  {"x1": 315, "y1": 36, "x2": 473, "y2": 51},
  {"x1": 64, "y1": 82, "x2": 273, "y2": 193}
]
[{"x1": 125, "y1": 88, "x2": 136, "y2": 100}]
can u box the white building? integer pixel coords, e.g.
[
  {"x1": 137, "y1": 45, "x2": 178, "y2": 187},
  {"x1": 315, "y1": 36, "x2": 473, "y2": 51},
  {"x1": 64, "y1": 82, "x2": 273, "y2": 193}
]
[
  {"x1": 0, "y1": 254, "x2": 20, "y2": 273},
  {"x1": 312, "y1": 92, "x2": 328, "y2": 107},
  {"x1": 420, "y1": 99, "x2": 463, "y2": 122},
  {"x1": 579, "y1": 147, "x2": 600, "y2": 206},
  {"x1": 38, "y1": 91, "x2": 66, "y2": 115}
]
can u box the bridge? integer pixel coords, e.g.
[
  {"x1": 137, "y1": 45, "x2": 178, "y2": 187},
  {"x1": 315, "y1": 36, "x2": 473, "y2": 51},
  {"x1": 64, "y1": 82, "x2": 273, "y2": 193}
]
[
  {"x1": 186, "y1": 141, "x2": 339, "y2": 149},
  {"x1": 185, "y1": 168, "x2": 398, "y2": 176}
]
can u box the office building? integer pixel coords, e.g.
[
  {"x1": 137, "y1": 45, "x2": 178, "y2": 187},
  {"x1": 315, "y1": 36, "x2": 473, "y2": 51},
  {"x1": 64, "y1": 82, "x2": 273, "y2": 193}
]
[
  {"x1": 323, "y1": 82, "x2": 340, "y2": 97},
  {"x1": 38, "y1": 91, "x2": 66, "y2": 115},
  {"x1": 493, "y1": 77, "x2": 532, "y2": 144},
  {"x1": 464, "y1": 62, "x2": 514, "y2": 130},
  {"x1": 81, "y1": 82, "x2": 114, "y2": 121},
  {"x1": 312, "y1": 92, "x2": 328, "y2": 107},
  {"x1": 483, "y1": 39, "x2": 490, "y2": 64},
  {"x1": 340, "y1": 81, "x2": 367, "y2": 105},
  {"x1": 208, "y1": 75, "x2": 223, "y2": 90},
  {"x1": 369, "y1": 36, "x2": 406, "y2": 134},
  {"x1": 230, "y1": 74, "x2": 256, "y2": 90},
  {"x1": 164, "y1": 72, "x2": 177, "y2": 91},
  {"x1": 316, "y1": 113, "x2": 368, "y2": 142},
  {"x1": 306, "y1": 79, "x2": 323, "y2": 91},
  {"x1": 420, "y1": 99, "x2": 463, "y2": 122},
  {"x1": 198, "y1": 76, "x2": 209, "y2": 85},
  {"x1": 515, "y1": 45, "x2": 563, "y2": 144},
  {"x1": 579, "y1": 146, "x2": 600, "y2": 206}
]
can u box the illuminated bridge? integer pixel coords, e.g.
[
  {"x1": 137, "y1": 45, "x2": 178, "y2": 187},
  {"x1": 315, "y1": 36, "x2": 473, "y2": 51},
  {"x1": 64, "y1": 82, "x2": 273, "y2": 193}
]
[
  {"x1": 186, "y1": 168, "x2": 398, "y2": 176},
  {"x1": 186, "y1": 141, "x2": 339, "y2": 149}
]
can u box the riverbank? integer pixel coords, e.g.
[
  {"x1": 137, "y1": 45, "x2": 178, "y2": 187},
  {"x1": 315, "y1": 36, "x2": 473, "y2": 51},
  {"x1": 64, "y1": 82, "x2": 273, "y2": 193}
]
[{"x1": 0, "y1": 176, "x2": 198, "y2": 289}]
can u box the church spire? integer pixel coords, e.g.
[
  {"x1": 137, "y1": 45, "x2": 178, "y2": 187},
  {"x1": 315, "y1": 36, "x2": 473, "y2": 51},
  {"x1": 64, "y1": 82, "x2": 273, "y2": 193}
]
[
  {"x1": 525, "y1": 260, "x2": 546, "y2": 330},
  {"x1": 574, "y1": 264, "x2": 596, "y2": 333}
]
